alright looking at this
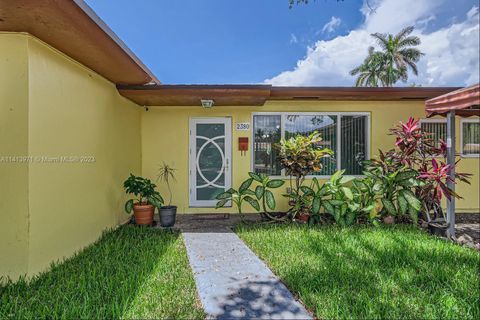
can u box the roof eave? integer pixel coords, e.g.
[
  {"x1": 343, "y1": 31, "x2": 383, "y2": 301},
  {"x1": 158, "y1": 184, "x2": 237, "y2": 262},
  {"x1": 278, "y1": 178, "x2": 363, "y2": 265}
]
[{"x1": 117, "y1": 85, "x2": 460, "y2": 107}]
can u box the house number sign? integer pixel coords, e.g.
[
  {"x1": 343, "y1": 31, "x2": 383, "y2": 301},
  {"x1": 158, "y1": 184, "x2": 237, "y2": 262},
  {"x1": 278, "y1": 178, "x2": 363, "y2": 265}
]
[{"x1": 236, "y1": 122, "x2": 250, "y2": 131}]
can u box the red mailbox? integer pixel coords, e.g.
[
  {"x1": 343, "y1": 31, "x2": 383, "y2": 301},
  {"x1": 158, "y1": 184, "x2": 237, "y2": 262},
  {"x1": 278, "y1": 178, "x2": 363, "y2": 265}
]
[{"x1": 239, "y1": 137, "x2": 249, "y2": 155}]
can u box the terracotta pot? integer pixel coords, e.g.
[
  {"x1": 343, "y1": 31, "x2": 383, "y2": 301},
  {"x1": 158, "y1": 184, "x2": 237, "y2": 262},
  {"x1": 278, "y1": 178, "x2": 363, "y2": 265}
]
[
  {"x1": 297, "y1": 213, "x2": 310, "y2": 223},
  {"x1": 133, "y1": 203, "x2": 154, "y2": 225},
  {"x1": 383, "y1": 215, "x2": 395, "y2": 224}
]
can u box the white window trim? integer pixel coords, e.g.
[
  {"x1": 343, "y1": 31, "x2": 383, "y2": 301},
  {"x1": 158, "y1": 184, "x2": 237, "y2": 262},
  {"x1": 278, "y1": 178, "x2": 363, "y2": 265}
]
[
  {"x1": 460, "y1": 118, "x2": 480, "y2": 158},
  {"x1": 250, "y1": 112, "x2": 371, "y2": 178}
]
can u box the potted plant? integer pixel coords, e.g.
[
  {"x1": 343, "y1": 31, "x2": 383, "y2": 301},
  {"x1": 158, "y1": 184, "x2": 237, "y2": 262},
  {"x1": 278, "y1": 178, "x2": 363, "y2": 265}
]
[
  {"x1": 157, "y1": 162, "x2": 177, "y2": 227},
  {"x1": 124, "y1": 174, "x2": 164, "y2": 225}
]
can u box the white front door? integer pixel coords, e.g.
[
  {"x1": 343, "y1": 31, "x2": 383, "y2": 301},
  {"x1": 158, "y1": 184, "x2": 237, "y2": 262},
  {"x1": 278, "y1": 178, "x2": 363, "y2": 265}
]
[{"x1": 189, "y1": 118, "x2": 232, "y2": 207}]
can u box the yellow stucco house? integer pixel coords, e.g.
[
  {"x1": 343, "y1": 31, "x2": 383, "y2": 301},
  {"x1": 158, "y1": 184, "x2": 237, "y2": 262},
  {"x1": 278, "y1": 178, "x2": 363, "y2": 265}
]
[{"x1": 1, "y1": 0, "x2": 479, "y2": 281}]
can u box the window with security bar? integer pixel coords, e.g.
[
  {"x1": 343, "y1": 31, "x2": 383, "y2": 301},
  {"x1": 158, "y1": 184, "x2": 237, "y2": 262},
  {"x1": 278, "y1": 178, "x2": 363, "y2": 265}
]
[
  {"x1": 252, "y1": 113, "x2": 370, "y2": 176},
  {"x1": 420, "y1": 120, "x2": 447, "y2": 149},
  {"x1": 461, "y1": 119, "x2": 480, "y2": 157}
]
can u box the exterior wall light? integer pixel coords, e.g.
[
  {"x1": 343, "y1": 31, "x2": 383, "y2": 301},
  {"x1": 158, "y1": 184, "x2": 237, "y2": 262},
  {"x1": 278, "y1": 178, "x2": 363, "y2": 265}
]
[{"x1": 201, "y1": 99, "x2": 215, "y2": 108}]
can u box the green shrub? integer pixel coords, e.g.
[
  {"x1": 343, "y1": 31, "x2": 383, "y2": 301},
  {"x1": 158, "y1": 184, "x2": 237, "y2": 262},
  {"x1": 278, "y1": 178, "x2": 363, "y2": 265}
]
[{"x1": 215, "y1": 172, "x2": 284, "y2": 221}]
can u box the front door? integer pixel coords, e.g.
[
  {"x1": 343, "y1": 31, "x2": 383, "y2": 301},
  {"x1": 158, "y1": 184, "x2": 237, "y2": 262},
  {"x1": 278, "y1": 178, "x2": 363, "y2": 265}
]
[{"x1": 189, "y1": 118, "x2": 232, "y2": 207}]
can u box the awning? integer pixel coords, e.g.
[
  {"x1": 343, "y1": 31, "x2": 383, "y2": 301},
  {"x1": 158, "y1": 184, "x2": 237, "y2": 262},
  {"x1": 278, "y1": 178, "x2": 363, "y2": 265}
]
[
  {"x1": 425, "y1": 84, "x2": 480, "y2": 117},
  {"x1": 424, "y1": 83, "x2": 480, "y2": 239}
]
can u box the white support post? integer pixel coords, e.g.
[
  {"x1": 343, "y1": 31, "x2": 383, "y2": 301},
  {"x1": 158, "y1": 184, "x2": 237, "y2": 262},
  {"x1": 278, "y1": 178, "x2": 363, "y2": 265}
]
[{"x1": 446, "y1": 110, "x2": 456, "y2": 239}]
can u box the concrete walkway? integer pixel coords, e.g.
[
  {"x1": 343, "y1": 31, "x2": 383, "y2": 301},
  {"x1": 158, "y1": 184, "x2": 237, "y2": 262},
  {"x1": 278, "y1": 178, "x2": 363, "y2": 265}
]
[{"x1": 179, "y1": 215, "x2": 312, "y2": 319}]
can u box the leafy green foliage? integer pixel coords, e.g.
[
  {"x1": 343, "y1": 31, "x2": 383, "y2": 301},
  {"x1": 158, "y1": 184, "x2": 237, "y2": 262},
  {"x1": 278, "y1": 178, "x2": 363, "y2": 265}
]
[
  {"x1": 0, "y1": 226, "x2": 205, "y2": 319},
  {"x1": 215, "y1": 173, "x2": 284, "y2": 221},
  {"x1": 215, "y1": 177, "x2": 259, "y2": 220},
  {"x1": 277, "y1": 131, "x2": 333, "y2": 181},
  {"x1": 317, "y1": 170, "x2": 366, "y2": 226},
  {"x1": 237, "y1": 224, "x2": 480, "y2": 320},
  {"x1": 363, "y1": 156, "x2": 422, "y2": 221},
  {"x1": 285, "y1": 170, "x2": 380, "y2": 226},
  {"x1": 123, "y1": 174, "x2": 164, "y2": 212},
  {"x1": 277, "y1": 131, "x2": 332, "y2": 220},
  {"x1": 249, "y1": 172, "x2": 285, "y2": 220},
  {"x1": 351, "y1": 26, "x2": 424, "y2": 87}
]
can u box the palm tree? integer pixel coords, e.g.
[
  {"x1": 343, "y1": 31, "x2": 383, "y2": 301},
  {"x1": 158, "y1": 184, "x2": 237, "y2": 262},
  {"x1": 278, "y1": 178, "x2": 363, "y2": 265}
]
[
  {"x1": 350, "y1": 26, "x2": 424, "y2": 87},
  {"x1": 350, "y1": 47, "x2": 387, "y2": 87},
  {"x1": 370, "y1": 26, "x2": 424, "y2": 86}
]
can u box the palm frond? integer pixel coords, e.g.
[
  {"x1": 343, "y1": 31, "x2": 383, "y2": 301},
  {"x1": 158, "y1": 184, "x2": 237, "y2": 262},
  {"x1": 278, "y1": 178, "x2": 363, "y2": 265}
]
[
  {"x1": 370, "y1": 32, "x2": 389, "y2": 50},
  {"x1": 404, "y1": 59, "x2": 419, "y2": 75},
  {"x1": 398, "y1": 36, "x2": 421, "y2": 48},
  {"x1": 355, "y1": 74, "x2": 366, "y2": 87},
  {"x1": 350, "y1": 66, "x2": 362, "y2": 76},
  {"x1": 398, "y1": 48, "x2": 424, "y2": 61},
  {"x1": 395, "y1": 26, "x2": 414, "y2": 41}
]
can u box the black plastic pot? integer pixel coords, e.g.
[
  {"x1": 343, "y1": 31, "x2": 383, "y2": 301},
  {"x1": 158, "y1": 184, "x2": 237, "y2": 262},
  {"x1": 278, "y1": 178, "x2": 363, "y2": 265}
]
[
  {"x1": 428, "y1": 221, "x2": 448, "y2": 238},
  {"x1": 159, "y1": 206, "x2": 177, "y2": 227}
]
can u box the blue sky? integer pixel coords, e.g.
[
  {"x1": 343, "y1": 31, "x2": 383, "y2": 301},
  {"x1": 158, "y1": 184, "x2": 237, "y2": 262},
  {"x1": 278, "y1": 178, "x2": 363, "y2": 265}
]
[{"x1": 85, "y1": 0, "x2": 479, "y2": 86}]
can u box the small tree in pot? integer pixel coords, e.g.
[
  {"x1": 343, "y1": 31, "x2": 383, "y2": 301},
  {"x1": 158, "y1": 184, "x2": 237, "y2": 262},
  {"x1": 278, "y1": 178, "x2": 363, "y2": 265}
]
[
  {"x1": 157, "y1": 162, "x2": 177, "y2": 227},
  {"x1": 124, "y1": 174, "x2": 164, "y2": 225}
]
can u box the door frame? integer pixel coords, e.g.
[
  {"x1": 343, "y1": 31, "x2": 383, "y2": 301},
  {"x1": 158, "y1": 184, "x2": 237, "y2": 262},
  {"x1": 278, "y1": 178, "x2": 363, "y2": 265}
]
[{"x1": 189, "y1": 117, "x2": 232, "y2": 207}]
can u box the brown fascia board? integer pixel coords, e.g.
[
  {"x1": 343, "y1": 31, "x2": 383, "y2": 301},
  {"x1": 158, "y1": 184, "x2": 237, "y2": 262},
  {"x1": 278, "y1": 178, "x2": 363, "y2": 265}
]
[
  {"x1": 117, "y1": 84, "x2": 460, "y2": 106},
  {"x1": 270, "y1": 86, "x2": 461, "y2": 101},
  {"x1": 0, "y1": 0, "x2": 159, "y2": 85},
  {"x1": 117, "y1": 84, "x2": 273, "y2": 106}
]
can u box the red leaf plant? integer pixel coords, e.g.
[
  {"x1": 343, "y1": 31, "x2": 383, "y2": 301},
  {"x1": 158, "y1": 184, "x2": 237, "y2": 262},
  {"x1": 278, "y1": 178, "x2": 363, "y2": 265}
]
[{"x1": 388, "y1": 117, "x2": 471, "y2": 221}]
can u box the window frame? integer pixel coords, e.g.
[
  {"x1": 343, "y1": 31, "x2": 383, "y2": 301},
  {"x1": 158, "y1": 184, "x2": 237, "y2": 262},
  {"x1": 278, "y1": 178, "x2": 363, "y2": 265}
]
[
  {"x1": 460, "y1": 118, "x2": 480, "y2": 158},
  {"x1": 419, "y1": 118, "x2": 447, "y2": 156},
  {"x1": 250, "y1": 111, "x2": 371, "y2": 178},
  {"x1": 419, "y1": 118, "x2": 447, "y2": 134}
]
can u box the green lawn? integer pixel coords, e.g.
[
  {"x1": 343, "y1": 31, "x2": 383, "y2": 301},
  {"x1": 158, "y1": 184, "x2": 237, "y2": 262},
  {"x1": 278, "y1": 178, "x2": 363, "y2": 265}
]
[
  {"x1": 236, "y1": 223, "x2": 480, "y2": 319},
  {"x1": 0, "y1": 225, "x2": 205, "y2": 319}
]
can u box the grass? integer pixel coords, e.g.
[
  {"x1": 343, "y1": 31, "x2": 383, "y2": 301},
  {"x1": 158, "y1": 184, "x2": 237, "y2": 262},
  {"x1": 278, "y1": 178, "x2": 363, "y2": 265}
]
[
  {"x1": 0, "y1": 225, "x2": 205, "y2": 319},
  {"x1": 236, "y1": 223, "x2": 480, "y2": 319}
]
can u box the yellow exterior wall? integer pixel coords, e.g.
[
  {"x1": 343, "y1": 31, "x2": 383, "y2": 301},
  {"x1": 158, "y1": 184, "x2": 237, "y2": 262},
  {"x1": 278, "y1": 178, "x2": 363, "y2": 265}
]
[
  {"x1": 0, "y1": 34, "x2": 30, "y2": 280},
  {"x1": 0, "y1": 33, "x2": 142, "y2": 280},
  {"x1": 142, "y1": 102, "x2": 479, "y2": 214},
  {"x1": 1, "y1": 32, "x2": 478, "y2": 282},
  {"x1": 26, "y1": 36, "x2": 142, "y2": 276}
]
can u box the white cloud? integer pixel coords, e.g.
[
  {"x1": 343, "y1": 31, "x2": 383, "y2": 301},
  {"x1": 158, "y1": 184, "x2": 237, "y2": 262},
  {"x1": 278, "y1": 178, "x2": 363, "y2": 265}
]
[
  {"x1": 265, "y1": 0, "x2": 479, "y2": 87},
  {"x1": 322, "y1": 16, "x2": 342, "y2": 33},
  {"x1": 290, "y1": 33, "x2": 298, "y2": 44},
  {"x1": 414, "y1": 9, "x2": 479, "y2": 86}
]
